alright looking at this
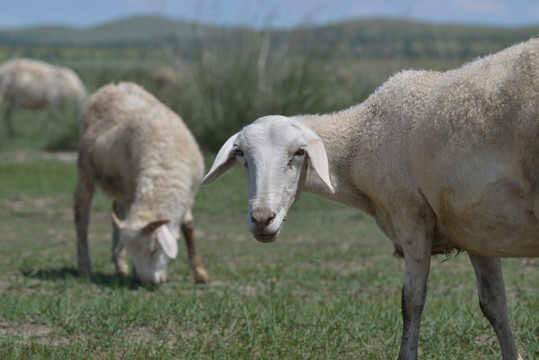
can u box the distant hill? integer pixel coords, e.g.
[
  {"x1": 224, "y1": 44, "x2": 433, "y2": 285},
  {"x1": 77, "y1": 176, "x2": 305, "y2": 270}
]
[
  {"x1": 0, "y1": 25, "x2": 84, "y2": 46},
  {"x1": 0, "y1": 16, "x2": 219, "y2": 46},
  {"x1": 293, "y1": 18, "x2": 538, "y2": 60},
  {"x1": 0, "y1": 15, "x2": 537, "y2": 61}
]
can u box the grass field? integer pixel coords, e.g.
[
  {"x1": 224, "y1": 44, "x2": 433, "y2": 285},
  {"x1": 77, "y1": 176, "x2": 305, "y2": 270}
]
[{"x1": 0, "y1": 115, "x2": 537, "y2": 360}]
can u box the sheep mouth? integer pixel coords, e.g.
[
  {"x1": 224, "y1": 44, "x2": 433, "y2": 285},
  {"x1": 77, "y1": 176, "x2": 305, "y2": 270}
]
[
  {"x1": 252, "y1": 224, "x2": 283, "y2": 243},
  {"x1": 248, "y1": 212, "x2": 286, "y2": 243},
  {"x1": 253, "y1": 232, "x2": 279, "y2": 243}
]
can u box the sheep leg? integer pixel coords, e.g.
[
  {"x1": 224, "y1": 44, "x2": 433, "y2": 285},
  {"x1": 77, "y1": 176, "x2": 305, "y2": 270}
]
[
  {"x1": 38, "y1": 109, "x2": 53, "y2": 134},
  {"x1": 468, "y1": 254, "x2": 522, "y2": 360},
  {"x1": 40, "y1": 103, "x2": 60, "y2": 134},
  {"x1": 395, "y1": 210, "x2": 434, "y2": 360},
  {"x1": 4, "y1": 103, "x2": 15, "y2": 136},
  {"x1": 398, "y1": 251, "x2": 431, "y2": 360},
  {"x1": 74, "y1": 171, "x2": 95, "y2": 277},
  {"x1": 112, "y1": 201, "x2": 130, "y2": 276},
  {"x1": 181, "y1": 211, "x2": 209, "y2": 284}
]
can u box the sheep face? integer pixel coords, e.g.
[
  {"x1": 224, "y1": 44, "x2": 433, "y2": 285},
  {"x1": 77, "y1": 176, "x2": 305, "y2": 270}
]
[
  {"x1": 201, "y1": 116, "x2": 333, "y2": 243},
  {"x1": 113, "y1": 215, "x2": 178, "y2": 284}
]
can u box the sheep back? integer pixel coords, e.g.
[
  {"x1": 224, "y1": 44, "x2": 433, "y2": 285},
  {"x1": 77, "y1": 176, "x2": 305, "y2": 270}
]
[
  {"x1": 355, "y1": 38, "x2": 538, "y2": 257},
  {"x1": 78, "y1": 82, "x2": 204, "y2": 223},
  {"x1": 0, "y1": 58, "x2": 87, "y2": 109}
]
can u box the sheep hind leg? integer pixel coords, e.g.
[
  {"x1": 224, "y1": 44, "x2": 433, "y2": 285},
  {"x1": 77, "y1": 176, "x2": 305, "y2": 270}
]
[
  {"x1": 468, "y1": 254, "x2": 522, "y2": 360},
  {"x1": 112, "y1": 201, "x2": 130, "y2": 276},
  {"x1": 181, "y1": 210, "x2": 209, "y2": 284},
  {"x1": 74, "y1": 171, "x2": 95, "y2": 277},
  {"x1": 4, "y1": 103, "x2": 16, "y2": 136},
  {"x1": 39, "y1": 105, "x2": 60, "y2": 135}
]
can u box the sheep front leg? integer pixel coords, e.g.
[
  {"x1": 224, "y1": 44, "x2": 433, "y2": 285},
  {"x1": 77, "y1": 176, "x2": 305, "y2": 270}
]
[
  {"x1": 74, "y1": 172, "x2": 95, "y2": 277},
  {"x1": 468, "y1": 254, "x2": 522, "y2": 360},
  {"x1": 394, "y1": 209, "x2": 434, "y2": 360},
  {"x1": 398, "y1": 249, "x2": 431, "y2": 360},
  {"x1": 112, "y1": 201, "x2": 129, "y2": 276},
  {"x1": 181, "y1": 211, "x2": 209, "y2": 284}
]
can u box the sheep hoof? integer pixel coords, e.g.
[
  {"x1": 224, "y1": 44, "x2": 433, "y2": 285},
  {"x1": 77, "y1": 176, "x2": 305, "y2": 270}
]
[
  {"x1": 115, "y1": 261, "x2": 130, "y2": 276},
  {"x1": 78, "y1": 266, "x2": 93, "y2": 278},
  {"x1": 194, "y1": 267, "x2": 209, "y2": 284}
]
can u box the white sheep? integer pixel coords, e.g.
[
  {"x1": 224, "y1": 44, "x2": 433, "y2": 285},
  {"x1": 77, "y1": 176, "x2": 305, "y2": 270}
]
[
  {"x1": 74, "y1": 81, "x2": 209, "y2": 285},
  {"x1": 201, "y1": 38, "x2": 538, "y2": 359},
  {"x1": 0, "y1": 58, "x2": 87, "y2": 135}
]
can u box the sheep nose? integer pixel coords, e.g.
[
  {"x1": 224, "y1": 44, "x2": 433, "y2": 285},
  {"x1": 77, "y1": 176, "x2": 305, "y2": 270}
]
[{"x1": 251, "y1": 210, "x2": 276, "y2": 229}]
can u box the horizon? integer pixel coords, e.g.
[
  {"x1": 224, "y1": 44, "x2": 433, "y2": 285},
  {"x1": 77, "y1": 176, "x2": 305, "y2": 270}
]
[
  {"x1": 2, "y1": 13, "x2": 538, "y2": 33},
  {"x1": 2, "y1": 0, "x2": 539, "y2": 31}
]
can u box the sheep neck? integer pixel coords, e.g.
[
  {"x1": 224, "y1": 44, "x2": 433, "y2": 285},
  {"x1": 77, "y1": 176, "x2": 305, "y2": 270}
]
[
  {"x1": 295, "y1": 105, "x2": 376, "y2": 215},
  {"x1": 124, "y1": 171, "x2": 188, "y2": 232}
]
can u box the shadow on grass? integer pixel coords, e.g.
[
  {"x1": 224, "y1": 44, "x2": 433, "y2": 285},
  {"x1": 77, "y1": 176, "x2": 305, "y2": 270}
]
[{"x1": 20, "y1": 266, "x2": 150, "y2": 290}]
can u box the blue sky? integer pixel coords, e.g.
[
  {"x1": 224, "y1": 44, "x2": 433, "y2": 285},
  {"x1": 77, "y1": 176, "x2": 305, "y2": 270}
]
[{"x1": 2, "y1": 0, "x2": 538, "y2": 29}]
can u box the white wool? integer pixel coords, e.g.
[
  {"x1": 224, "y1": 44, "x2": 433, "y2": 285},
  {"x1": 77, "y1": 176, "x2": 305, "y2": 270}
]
[
  {"x1": 75, "y1": 82, "x2": 208, "y2": 285},
  {"x1": 202, "y1": 38, "x2": 538, "y2": 359},
  {"x1": 0, "y1": 58, "x2": 87, "y2": 134}
]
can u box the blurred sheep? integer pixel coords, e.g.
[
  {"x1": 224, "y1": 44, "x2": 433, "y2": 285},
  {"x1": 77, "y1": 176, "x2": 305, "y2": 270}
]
[
  {"x1": 75, "y1": 81, "x2": 208, "y2": 285},
  {"x1": 151, "y1": 65, "x2": 184, "y2": 107},
  {"x1": 0, "y1": 58, "x2": 87, "y2": 136}
]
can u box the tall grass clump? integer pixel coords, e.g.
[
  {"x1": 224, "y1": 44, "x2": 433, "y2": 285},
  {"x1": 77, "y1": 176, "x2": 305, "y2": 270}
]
[{"x1": 173, "y1": 31, "x2": 346, "y2": 152}]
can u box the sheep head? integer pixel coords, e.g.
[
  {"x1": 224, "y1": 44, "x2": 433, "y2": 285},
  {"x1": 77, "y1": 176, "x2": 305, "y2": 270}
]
[
  {"x1": 201, "y1": 115, "x2": 334, "y2": 243},
  {"x1": 112, "y1": 213, "x2": 178, "y2": 284}
]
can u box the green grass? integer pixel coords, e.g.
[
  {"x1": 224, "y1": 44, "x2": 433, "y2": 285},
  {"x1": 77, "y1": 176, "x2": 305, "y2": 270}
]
[
  {"x1": 0, "y1": 152, "x2": 537, "y2": 360},
  {"x1": 0, "y1": 35, "x2": 538, "y2": 358}
]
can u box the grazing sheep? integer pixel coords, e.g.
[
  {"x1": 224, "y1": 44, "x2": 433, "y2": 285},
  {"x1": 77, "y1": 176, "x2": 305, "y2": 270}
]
[
  {"x1": 152, "y1": 65, "x2": 183, "y2": 91},
  {"x1": 75, "y1": 81, "x2": 209, "y2": 285},
  {"x1": 151, "y1": 65, "x2": 184, "y2": 108},
  {"x1": 0, "y1": 58, "x2": 87, "y2": 135},
  {"x1": 201, "y1": 38, "x2": 538, "y2": 359}
]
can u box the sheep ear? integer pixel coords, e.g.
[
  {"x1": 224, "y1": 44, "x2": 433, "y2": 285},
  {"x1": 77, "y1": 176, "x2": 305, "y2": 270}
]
[
  {"x1": 200, "y1": 132, "x2": 240, "y2": 186},
  {"x1": 141, "y1": 219, "x2": 170, "y2": 236},
  {"x1": 304, "y1": 129, "x2": 334, "y2": 194},
  {"x1": 140, "y1": 219, "x2": 178, "y2": 259},
  {"x1": 156, "y1": 225, "x2": 178, "y2": 259}
]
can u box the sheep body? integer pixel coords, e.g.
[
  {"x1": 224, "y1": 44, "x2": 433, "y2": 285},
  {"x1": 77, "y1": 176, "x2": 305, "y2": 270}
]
[
  {"x1": 202, "y1": 38, "x2": 538, "y2": 359},
  {"x1": 297, "y1": 38, "x2": 539, "y2": 258},
  {"x1": 75, "y1": 81, "x2": 208, "y2": 284},
  {"x1": 0, "y1": 58, "x2": 87, "y2": 135}
]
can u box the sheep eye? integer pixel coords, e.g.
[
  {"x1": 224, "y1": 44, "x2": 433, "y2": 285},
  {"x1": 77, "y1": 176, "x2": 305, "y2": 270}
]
[
  {"x1": 149, "y1": 241, "x2": 157, "y2": 256},
  {"x1": 233, "y1": 149, "x2": 248, "y2": 167},
  {"x1": 288, "y1": 148, "x2": 306, "y2": 167},
  {"x1": 233, "y1": 149, "x2": 244, "y2": 157}
]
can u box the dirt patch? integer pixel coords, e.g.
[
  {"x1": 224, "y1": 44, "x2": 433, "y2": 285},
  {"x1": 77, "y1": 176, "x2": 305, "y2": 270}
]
[
  {"x1": 0, "y1": 320, "x2": 70, "y2": 346},
  {"x1": 2, "y1": 196, "x2": 74, "y2": 223},
  {"x1": 0, "y1": 150, "x2": 77, "y2": 164}
]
